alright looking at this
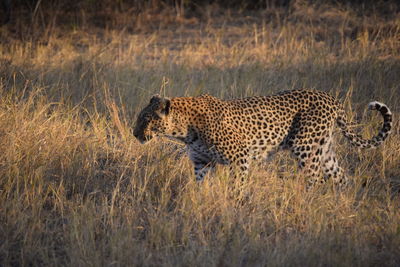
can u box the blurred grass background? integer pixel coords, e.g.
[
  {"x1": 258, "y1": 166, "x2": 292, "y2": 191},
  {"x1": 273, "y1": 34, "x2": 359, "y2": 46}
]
[{"x1": 0, "y1": 0, "x2": 399, "y2": 266}]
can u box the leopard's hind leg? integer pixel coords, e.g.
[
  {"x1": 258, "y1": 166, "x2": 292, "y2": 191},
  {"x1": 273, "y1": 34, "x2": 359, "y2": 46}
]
[
  {"x1": 321, "y1": 136, "x2": 347, "y2": 186},
  {"x1": 287, "y1": 111, "x2": 336, "y2": 187}
]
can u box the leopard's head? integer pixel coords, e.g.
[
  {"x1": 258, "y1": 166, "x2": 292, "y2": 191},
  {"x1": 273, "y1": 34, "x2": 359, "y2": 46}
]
[{"x1": 133, "y1": 95, "x2": 171, "y2": 144}]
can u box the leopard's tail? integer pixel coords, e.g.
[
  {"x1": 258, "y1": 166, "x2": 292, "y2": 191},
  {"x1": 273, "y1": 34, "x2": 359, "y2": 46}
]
[{"x1": 337, "y1": 101, "x2": 392, "y2": 148}]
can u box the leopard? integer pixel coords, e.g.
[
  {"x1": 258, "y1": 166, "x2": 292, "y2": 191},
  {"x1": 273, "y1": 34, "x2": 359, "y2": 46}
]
[{"x1": 133, "y1": 89, "x2": 392, "y2": 186}]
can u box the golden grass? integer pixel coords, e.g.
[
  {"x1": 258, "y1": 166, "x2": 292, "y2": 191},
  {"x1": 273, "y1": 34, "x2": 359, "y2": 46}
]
[{"x1": 1, "y1": 2, "x2": 400, "y2": 266}]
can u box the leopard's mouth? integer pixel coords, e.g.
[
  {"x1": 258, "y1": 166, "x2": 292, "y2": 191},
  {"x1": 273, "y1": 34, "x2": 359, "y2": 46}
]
[{"x1": 134, "y1": 133, "x2": 153, "y2": 144}]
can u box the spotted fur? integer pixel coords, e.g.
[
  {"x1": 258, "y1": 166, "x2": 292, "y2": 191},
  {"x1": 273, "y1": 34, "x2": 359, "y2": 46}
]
[{"x1": 134, "y1": 89, "x2": 392, "y2": 186}]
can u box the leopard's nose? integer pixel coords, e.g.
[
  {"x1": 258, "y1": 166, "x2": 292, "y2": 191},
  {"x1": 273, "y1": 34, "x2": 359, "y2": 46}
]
[{"x1": 133, "y1": 132, "x2": 140, "y2": 140}]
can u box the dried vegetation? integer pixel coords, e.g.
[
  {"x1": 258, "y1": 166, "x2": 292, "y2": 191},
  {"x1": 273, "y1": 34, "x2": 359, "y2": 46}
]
[{"x1": 0, "y1": 1, "x2": 399, "y2": 266}]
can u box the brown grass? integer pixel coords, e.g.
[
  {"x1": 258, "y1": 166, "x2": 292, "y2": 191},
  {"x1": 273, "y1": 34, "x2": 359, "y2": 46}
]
[{"x1": 0, "y1": 2, "x2": 400, "y2": 266}]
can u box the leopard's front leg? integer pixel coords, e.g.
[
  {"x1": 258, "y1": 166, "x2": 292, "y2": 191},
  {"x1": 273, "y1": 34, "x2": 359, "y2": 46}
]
[
  {"x1": 193, "y1": 160, "x2": 215, "y2": 181},
  {"x1": 188, "y1": 145, "x2": 215, "y2": 181}
]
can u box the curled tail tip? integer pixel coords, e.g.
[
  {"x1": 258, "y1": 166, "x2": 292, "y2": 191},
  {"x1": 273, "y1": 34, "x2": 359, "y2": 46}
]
[
  {"x1": 368, "y1": 101, "x2": 383, "y2": 110},
  {"x1": 368, "y1": 101, "x2": 392, "y2": 115}
]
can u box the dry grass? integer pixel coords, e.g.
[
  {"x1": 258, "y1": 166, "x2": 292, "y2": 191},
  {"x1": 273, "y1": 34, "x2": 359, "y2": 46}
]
[{"x1": 1, "y1": 2, "x2": 400, "y2": 266}]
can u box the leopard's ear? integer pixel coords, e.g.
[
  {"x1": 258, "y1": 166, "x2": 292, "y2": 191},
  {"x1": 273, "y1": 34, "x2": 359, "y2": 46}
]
[
  {"x1": 151, "y1": 95, "x2": 170, "y2": 117},
  {"x1": 150, "y1": 94, "x2": 161, "y2": 104},
  {"x1": 159, "y1": 97, "x2": 170, "y2": 116}
]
